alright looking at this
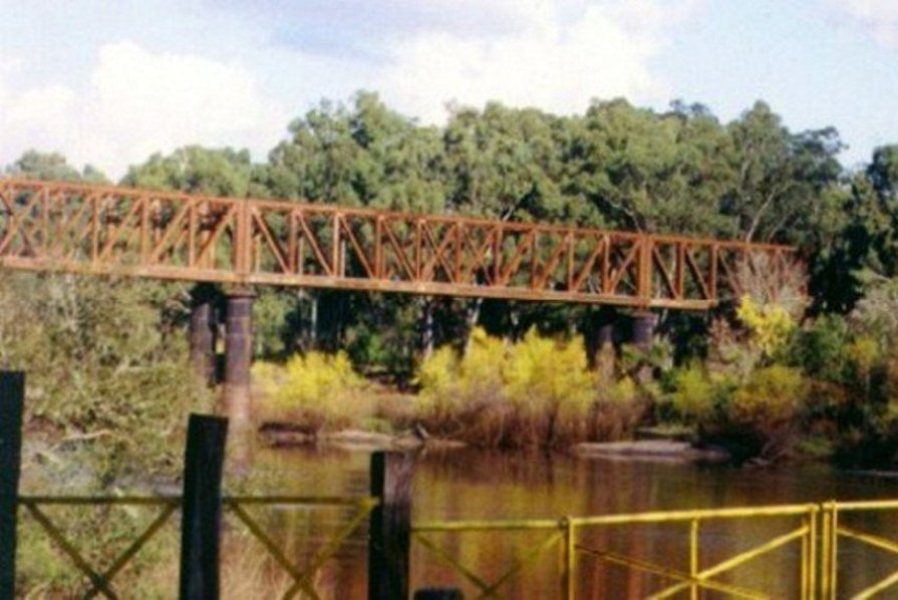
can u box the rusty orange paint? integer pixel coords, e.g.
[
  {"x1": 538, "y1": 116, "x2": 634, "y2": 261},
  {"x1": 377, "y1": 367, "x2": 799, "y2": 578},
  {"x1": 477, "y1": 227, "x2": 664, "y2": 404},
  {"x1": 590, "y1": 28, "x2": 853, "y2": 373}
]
[{"x1": 0, "y1": 179, "x2": 800, "y2": 310}]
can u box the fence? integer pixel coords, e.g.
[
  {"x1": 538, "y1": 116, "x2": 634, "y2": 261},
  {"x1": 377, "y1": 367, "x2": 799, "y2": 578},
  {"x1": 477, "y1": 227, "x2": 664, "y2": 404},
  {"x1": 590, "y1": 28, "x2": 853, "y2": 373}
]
[
  {"x1": 1, "y1": 371, "x2": 406, "y2": 600},
  {"x1": 6, "y1": 369, "x2": 898, "y2": 598},
  {"x1": 413, "y1": 505, "x2": 819, "y2": 599}
]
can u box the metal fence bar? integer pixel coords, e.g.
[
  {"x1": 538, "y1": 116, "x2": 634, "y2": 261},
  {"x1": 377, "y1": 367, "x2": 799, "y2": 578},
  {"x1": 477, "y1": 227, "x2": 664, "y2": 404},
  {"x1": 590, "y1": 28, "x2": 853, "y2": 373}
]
[{"x1": 20, "y1": 489, "x2": 898, "y2": 597}]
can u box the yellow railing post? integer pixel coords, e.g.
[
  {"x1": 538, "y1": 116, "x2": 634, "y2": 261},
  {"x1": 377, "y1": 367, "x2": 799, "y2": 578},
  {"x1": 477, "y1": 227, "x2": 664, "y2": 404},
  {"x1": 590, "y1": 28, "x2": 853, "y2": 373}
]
[
  {"x1": 829, "y1": 503, "x2": 839, "y2": 600},
  {"x1": 689, "y1": 518, "x2": 700, "y2": 600},
  {"x1": 820, "y1": 502, "x2": 838, "y2": 600},
  {"x1": 807, "y1": 506, "x2": 817, "y2": 600},
  {"x1": 559, "y1": 517, "x2": 575, "y2": 600},
  {"x1": 801, "y1": 514, "x2": 808, "y2": 600}
]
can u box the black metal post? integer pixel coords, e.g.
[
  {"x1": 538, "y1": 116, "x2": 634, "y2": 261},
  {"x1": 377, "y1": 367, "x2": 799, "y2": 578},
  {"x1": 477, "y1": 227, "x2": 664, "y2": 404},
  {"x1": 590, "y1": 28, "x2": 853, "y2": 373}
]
[
  {"x1": 179, "y1": 414, "x2": 228, "y2": 600},
  {"x1": 369, "y1": 451, "x2": 414, "y2": 600},
  {"x1": 0, "y1": 371, "x2": 25, "y2": 599}
]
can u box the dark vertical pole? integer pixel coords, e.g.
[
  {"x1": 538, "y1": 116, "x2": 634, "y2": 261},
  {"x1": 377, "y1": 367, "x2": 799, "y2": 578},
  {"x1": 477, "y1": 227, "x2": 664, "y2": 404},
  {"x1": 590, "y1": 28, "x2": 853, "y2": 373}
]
[
  {"x1": 585, "y1": 307, "x2": 616, "y2": 369},
  {"x1": 223, "y1": 290, "x2": 254, "y2": 429},
  {"x1": 189, "y1": 285, "x2": 217, "y2": 386},
  {"x1": 369, "y1": 451, "x2": 414, "y2": 600},
  {"x1": 0, "y1": 371, "x2": 24, "y2": 599},
  {"x1": 179, "y1": 414, "x2": 228, "y2": 600},
  {"x1": 630, "y1": 310, "x2": 657, "y2": 352}
]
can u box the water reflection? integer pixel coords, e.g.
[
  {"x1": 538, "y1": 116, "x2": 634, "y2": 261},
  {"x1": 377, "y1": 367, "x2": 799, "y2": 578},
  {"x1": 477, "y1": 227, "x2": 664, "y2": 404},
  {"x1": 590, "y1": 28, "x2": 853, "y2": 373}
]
[{"x1": 232, "y1": 447, "x2": 898, "y2": 598}]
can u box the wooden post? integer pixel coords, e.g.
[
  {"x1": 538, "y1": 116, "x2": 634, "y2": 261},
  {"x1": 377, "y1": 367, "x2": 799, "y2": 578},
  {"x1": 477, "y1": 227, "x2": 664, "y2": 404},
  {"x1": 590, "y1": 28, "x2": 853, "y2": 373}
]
[
  {"x1": 179, "y1": 414, "x2": 228, "y2": 600},
  {"x1": 0, "y1": 371, "x2": 25, "y2": 599},
  {"x1": 369, "y1": 451, "x2": 415, "y2": 600}
]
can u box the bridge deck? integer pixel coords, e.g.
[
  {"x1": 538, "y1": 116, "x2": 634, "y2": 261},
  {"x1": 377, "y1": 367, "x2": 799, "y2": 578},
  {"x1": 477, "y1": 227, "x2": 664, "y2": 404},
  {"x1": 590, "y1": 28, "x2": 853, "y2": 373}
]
[{"x1": 0, "y1": 179, "x2": 798, "y2": 310}]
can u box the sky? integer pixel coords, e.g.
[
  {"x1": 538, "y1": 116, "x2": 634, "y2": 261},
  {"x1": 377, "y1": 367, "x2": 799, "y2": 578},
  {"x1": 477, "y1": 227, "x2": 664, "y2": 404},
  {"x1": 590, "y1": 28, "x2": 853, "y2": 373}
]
[{"x1": 1, "y1": 0, "x2": 897, "y2": 179}]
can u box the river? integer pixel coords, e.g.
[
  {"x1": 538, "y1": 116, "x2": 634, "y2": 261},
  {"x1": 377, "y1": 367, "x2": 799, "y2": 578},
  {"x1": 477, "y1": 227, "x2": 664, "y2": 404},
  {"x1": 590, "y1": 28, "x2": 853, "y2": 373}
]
[{"x1": 229, "y1": 446, "x2": 898, "y2": 598}]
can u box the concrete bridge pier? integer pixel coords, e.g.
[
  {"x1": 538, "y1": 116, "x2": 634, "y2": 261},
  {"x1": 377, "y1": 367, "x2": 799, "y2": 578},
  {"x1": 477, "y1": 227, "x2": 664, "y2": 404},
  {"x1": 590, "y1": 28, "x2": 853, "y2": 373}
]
[
  {"x1": 223, "y1": 289, "x2": 254, "y2": 432},
  {"x1": 188, "y1": 285, "x2": 217, "y2": 386},
  {"x1": 585, "y1": 307, "x2": 617, "y2": 369},
  {"x1": 630, "y1": 310, "x2": 657, "y2": 352}
]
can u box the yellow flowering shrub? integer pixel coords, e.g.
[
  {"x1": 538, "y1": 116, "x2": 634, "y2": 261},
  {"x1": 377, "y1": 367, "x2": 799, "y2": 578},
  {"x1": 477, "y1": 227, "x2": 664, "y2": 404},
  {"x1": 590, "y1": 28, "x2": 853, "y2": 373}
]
[
  {"x1": 505, "y1": 329, "x2": 593, "y2": 410},
  {"x1": 414, "y1": 327, "x2": 646, "y2": 446},
  {"x1": 736, "y1": 295, "x2": 796, "y2": 356},
  {"x1": 253, "y1": 351, "x2": 368, "y2": 432},
  {"x1": 459, "y1": 327, "x2": 507, "y2": 397},
  {"x1": 730, "y1": 365, "x2": 807, "y2": 426}
]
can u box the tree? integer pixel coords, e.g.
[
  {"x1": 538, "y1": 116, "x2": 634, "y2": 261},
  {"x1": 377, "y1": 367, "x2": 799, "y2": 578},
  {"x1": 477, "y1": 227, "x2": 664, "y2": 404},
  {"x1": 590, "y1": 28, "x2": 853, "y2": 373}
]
[
  {"x1": 567, "y1": 99, "x2": 735, "y2": 236},
  {"x1": 5, "y1": 150, "x2": 108, "y2": 183},
  {"x1": 723, "y1": 102, "x2": 843, "y2": 244},
  {"x1": 121, "y1": 145, "x2": 253, "y2": 196}
]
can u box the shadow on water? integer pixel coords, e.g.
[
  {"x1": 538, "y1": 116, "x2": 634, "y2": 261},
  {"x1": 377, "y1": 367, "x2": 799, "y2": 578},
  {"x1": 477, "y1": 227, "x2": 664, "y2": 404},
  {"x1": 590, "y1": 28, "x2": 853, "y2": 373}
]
[{"x1": 232, "y1": 446, "x2": 898, "y2": 598}]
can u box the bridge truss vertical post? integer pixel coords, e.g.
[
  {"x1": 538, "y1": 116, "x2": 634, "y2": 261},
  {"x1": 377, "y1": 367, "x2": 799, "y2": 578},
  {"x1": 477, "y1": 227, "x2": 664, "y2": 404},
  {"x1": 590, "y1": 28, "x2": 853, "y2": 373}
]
[
  {"x1": 189, "y1": 285, "x2": 217, "y2": 386},
  {"x1": 223, "y1": 289, "x2": 254, "y2": 431}
]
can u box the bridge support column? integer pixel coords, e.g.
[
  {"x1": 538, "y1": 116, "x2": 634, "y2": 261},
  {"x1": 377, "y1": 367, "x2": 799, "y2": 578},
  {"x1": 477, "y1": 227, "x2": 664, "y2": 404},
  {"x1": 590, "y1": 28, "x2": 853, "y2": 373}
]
[
  {"x1": 585, "y1": 307, "x2": 617, "y2": 369},
  {"x1": 223, "y1": 290, "x2": 254, "y2": 431},
  {"x1": 630, "y1": 310, "x2": 657, "y2": 353},
  {"x1": 189, "y1": 285, "x2": 217, "y2": 386}
]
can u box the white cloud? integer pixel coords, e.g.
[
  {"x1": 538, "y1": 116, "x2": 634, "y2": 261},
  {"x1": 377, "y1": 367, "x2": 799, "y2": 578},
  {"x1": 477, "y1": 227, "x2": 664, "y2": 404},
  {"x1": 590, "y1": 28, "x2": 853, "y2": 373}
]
[
  {"x1": 0, "y1": 41, "x2": 287, "y2": 178},
  {"x1": 0, "y1": 1, "x2": 700, "y2": 177},
  {"x1": 827, "y1": 0, "x2": 898, "y2": 47},
  {"x1": 375, "y1": 0, "x2": 698, "y2": 122}
]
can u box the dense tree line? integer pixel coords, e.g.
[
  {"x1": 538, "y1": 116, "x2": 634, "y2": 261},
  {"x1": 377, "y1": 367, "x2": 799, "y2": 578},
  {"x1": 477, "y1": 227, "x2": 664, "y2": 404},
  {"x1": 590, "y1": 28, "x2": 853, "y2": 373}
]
[{"x1": 5, "y1": 92, "x2": 896, "y2": 377}]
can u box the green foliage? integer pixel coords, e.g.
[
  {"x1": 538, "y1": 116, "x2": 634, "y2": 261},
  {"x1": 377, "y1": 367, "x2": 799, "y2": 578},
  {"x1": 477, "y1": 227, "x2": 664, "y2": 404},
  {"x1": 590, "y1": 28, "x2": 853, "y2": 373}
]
[
  {"x1": 0, "y1": 273, "x2": 211, "y2": 485},
  {"x1": 671, "y1": 364, "x2": 720, "y2": 422},
  {"x1": 122, "y1": 145, "x2": 253, "y2": 197},
  {"x1": 730, "y1": 366, "x2": 807, "y2": 427},
  {"x1": 5, "y1": 150, "x2": 108, "y2": 183},
  {"x1": 253, "y1": 351, "x2": 370, "y2": 432},
  {"x1": 785, "y1": 314, "x2": 852, "y2": 382}
]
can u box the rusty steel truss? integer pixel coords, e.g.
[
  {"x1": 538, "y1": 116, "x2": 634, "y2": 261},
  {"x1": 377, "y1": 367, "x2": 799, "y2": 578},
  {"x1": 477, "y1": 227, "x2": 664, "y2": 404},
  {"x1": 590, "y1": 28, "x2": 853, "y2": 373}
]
[{"x1": 0, "y1": 179, "x2": 800, "y2": 310}]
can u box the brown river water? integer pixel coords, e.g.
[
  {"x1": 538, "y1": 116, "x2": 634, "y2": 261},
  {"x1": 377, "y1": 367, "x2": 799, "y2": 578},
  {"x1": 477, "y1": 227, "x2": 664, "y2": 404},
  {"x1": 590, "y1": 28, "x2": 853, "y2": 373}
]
[{"x1": 225, "y1": 446, "x2": 898, "y2": 599}]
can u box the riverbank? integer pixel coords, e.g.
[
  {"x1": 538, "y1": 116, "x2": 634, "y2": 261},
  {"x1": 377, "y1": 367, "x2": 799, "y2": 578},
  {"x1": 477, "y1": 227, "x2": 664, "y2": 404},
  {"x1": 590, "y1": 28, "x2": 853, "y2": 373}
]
[{"x1": 259, "y1": 421, "x2": 733, "y2": 465}]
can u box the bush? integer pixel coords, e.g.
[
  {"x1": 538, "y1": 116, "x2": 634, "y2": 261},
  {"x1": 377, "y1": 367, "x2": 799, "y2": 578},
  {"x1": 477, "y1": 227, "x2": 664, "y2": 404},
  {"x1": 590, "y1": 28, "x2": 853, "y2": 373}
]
[
  {"x1": 504, "y1": 329, "x2": 595, "y2": 445},
  {"x1": 730, "y1": 366, "x2": 807, "y2": 427},
  {"x1": 415, "y1": 327, "x2": 647, "y2": 447},
  {"x1": 253, "y1": 351, "x2": 370, "y2": 433},
  {"x1": 704, "y1": 365, "x2": 809, "y2": 463},
  {"x1": 736, "y1": 295, "x2": 796, "y2": 358},
  {"x1": 785, "y1": 314, "x2": 852, "y2": 382},
  {"x1": 670, "y1": 365, "x2": 718, "y2": 421}
]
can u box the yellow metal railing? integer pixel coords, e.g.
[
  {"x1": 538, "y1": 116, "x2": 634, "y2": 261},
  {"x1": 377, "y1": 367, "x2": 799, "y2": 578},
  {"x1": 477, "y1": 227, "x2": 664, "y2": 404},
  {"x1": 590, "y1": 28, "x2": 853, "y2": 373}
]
[
  {"x1": 21, "y1": 496, "x2": 898, "y2": 598},
  {"x1": 414, "y1": 504, "x2": 818, "y2": 599},
  {"x1": 16, "y1": 494, "x2": 377, "y2": 599},
  {"x1": 820, "y1": 499, "x2": 898, "y2": 600}
]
